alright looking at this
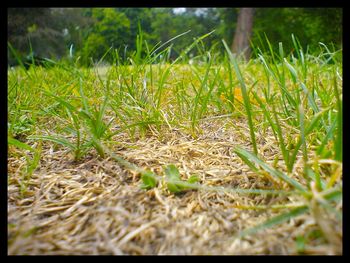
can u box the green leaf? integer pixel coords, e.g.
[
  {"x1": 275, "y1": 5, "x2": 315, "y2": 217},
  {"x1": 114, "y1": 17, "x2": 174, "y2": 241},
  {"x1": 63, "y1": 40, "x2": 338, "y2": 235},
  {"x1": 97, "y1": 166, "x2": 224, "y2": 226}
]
[
  {"x1": 163, "y1": 164, "x2": 200, "y2": 193},
  {"x1": 187, "y1": 175, "x2": 200, "y2": 184},
  {"x1": 321, "y1": 187, "x2": 342, "y2": 202},
  {"x1": 317, "y1": 117, "x2": 337, "y2": 156},
  {"x1": 271, "y1": 103, "x2": 290, "y2": 171},
  {"x1": 164, "y1": 164, "x2": 181, "y2": 180},
  {"x1": 140, "y1": 171, "x2": 158, "y2": 190},
  {"x1": 289, "y1": 106, "x2": 330, "y2": 170},
  {"x1": 8, "y1": 42, "x2": 29, "y2": 74},
  {"x1": 300, "y1": 82, "x2": 319, "y2": 114},
  {"x1": 164, "y1": 164, "x2": 182, "y2": 193}
]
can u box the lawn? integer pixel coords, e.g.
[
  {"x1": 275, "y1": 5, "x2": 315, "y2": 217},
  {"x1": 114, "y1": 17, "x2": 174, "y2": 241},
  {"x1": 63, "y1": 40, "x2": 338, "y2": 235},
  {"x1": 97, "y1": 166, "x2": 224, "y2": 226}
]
[{"x1": 8, "y1": 40, "x2": 342, "y2": 255}]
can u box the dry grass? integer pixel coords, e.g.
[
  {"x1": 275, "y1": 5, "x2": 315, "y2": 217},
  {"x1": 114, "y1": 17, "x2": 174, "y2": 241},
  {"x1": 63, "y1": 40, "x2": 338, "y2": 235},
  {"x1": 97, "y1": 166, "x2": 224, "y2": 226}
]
[{"x1": 8, "y1": 118, "x2": 340, "y2": 255}]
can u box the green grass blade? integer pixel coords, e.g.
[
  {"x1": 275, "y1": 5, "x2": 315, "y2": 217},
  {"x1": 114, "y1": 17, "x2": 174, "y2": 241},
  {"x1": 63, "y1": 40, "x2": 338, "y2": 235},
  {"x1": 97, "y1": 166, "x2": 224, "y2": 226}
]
[
  {"x1": 333, "y1": 71, "x2": 342, "y2": 162},
  {"x1": 26, "y1": 143, "x2": 41, "y2": 176},
  {"x1": 321, "y1": 187, "x2": 342, "y2": 201},
  {"x1": 7, "y1": 42, "x2": 28, "y2": 74},
  {"x1": 300, "y1": 82, "x2": 319, "y2": 114},
  {"x1": 150, "y1": 30, "x2": 191, "y2": 57},
  {"x1": 140, "y1": 170, "x2": 158, "y2": 190},
  {"x1": 284, "y1": 58, "x2": 298, "y2": 84},
  {"x1": 28, "y1": 135, "x2": 76, "y2": 151},
  {"x1": 79, "y1": 80, "x2": 91, "y2": 116},
  {"x1": 235, "y1": 151, "x2": 259, "y2": 172},
  {"x1": 238, "y1": 205, "x2": 309, "y2": 238},
  {"x1": 289, "y1": 106, "x2": 330, "y2": 170},
  {"x1": 271, "y1": 103, "x2": 290, "y2": 171},
  {"x1": 42, "y1": 90, "x2": 79, "y2": 114},
  {"x1": 173, "y1": 30, "x2": 215, "y2": 65},
  {"x1": 8, "y1": 136, "x2": 35, "y2": 152},
  {"x1": 223, "y1": 40, "x2": 257, "y2": 155},
  {"x1": 317, "y1": 117, "x2": 337, "y2": 156},
  {"x1": 298, "y1": 105, "x2": 308, "y2": 165},
  {"x1": 251, "y1": 91, "x2": 278, "y2": 140},
  {"x1": 234, "y1": 146, "x2": 308, "y2": 194}
]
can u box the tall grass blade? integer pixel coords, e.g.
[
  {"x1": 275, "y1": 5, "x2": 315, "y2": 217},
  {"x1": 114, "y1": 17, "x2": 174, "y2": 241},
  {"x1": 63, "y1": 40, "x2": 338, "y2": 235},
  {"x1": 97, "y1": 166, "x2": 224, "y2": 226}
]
[
  {"x1": 8, "y1": 137, "x2": 35, "y2": 152},
  {"x1": 28, "y1": 135, "x2": 76, "y2": 150},
  {"x1": 238, "y1": 205, "x2": 309, "y2": 238},
  {"x1": 234, "y1": 146, "x2": 308, "y2": 194},
  {"x1": 333, "y1": 70, "x2": 342, "y2": 162},
  {"x1": 223, "y1": 40, "x2": 258, "y2": 155},
  {"x1": 289, "y1": 106, "x2": 330, "y2": 170},
  {"x1": 7, "y1": 42, "x2": 29, "y2": 75}
]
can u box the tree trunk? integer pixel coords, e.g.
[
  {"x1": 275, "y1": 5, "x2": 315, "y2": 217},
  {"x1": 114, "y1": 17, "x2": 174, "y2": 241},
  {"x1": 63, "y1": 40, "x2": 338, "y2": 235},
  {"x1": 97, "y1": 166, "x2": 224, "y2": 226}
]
[{"x1": 231, "y1": 8, "x2": 254, "y2": 61}]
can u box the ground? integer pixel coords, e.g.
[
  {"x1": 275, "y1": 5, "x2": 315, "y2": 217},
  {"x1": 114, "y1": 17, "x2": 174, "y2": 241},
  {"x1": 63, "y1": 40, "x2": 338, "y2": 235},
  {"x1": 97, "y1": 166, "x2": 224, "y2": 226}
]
[
  {"x1": 8, "y1": 118, "x2": 340, "y2": 255},
  {"x1": 8, "y1": 57, "x2": 342, "y2": 255}
]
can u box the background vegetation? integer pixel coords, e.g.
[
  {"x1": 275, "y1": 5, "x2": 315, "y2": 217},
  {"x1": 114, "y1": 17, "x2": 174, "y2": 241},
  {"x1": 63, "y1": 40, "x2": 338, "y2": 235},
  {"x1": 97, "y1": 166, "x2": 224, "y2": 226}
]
[{"x1": 8, "y1": 8, "x2": 342, "y2": 66}]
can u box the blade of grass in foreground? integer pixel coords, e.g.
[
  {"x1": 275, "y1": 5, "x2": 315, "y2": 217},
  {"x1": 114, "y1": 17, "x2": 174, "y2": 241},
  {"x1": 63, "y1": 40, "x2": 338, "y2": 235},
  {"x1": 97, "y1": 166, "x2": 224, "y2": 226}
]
[
  {"x1": 271, "y1": 103, "x2": 291, "y2": 172},
  {"x1": 190, "y1": 53, "x2": 215, "y2": 133},
  {"x1": 298, "y1": 104, "x2": 323, "y2": 190},
  {"x1": 333, "y1": 69, "x2": 342, "y2": 162},
  {"x1": 288, "y1": 106, "x2": 331, "y2": 172},
  {"x1": 27, "y1": 135, "x2": 76, "y2": 151},
  {"x1": 234, "y1": 146, "x2": 308, "y2": 194},
  {"x1": 8, "y1": 137, "x2": 35, "y2": 152},
  {"x1": 8, "y1": 42, "x2": 29, "y2": 76},
  {"x1": 149, "y1": 30, "x2": 191, "y2": 58},
  {"x1": 25, "y1": 142, "x2": 42, "y2": 177},
  {"x1": 223, "y1": 40, "x2": 258, "y2": 155},
  {"x1": 317, "y1": 118, "x2": 337, "y2": 158},
  {"x1": 155, "y1": 31, "x2": 215, "y2": 110},
  {"x1": 237, "y1": 205, "x2": 309, "y2": 238}
]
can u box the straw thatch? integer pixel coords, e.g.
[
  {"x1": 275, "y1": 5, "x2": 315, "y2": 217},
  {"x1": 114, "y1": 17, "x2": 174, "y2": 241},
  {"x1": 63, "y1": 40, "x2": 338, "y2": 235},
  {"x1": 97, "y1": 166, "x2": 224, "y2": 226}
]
[{"x1": 8, "y1": 118, "x2": 341, "y2": 255}]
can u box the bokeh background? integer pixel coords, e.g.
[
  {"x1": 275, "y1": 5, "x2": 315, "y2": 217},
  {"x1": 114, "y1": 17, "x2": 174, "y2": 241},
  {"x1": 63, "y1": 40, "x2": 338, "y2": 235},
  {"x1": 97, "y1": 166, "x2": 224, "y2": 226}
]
[{"x1": 8, "y1": 8, "x2": 342, "y2": 66}]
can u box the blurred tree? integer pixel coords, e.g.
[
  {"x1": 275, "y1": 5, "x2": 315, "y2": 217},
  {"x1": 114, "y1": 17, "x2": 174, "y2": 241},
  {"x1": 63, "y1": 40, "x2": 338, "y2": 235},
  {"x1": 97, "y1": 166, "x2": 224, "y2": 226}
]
[
  {"x1": 252, "y1": 8, "x2": 342, "y2": 54},
  {"x1": 7, "y1": 8, "x2": 342, "y2": 66},
  {"x1": 8, "y1": 8, "x2": 65, "y2": 64},
  {"x1": 150, "y1": 8, "x2": 222, "y2": 59},
  {"x1": 50, "y1": 8, "x2": 93, "y2": 58},
  {"x1": 8, "y1": 8, "x2": 50, "y2": 49},
  {"x1": 151, "y1": 9, "x2": 177, "y2": 44},
  {"x1": 231, "y1": 8, "x2": 254, "y2": 61},
  {"x1": 116, "y1": 8, "x2": 155, "y2": 50},
  {"x1": 216, "y1": 8, "x2": 238, "y2": 46},
  {"x1": 79, "y1": 8, "x2": 130, "y2": 65},
  {"x1": 300, "y1": 8, "x2": 342, "y2": 49}
]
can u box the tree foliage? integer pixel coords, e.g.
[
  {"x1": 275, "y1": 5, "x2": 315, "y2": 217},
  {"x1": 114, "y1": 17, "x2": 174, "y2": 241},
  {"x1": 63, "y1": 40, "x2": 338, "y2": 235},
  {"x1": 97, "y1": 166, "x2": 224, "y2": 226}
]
[
  {"x1": 252, "y1": 8, "x2": 342, "y2": 53},
  {"x1": 8, "y1": 8, "x2": 342, "y2": 66}
]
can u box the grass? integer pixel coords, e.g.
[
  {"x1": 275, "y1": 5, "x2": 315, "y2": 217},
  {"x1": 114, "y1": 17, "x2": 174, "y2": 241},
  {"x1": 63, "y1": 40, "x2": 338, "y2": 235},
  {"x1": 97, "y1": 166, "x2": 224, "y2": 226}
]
[
  {"x1": 8, "y1": 137, "x2": 42, "y2": 197},
  {"x1": 7, "y1": 34, "x2": 342, "y2": 255}
]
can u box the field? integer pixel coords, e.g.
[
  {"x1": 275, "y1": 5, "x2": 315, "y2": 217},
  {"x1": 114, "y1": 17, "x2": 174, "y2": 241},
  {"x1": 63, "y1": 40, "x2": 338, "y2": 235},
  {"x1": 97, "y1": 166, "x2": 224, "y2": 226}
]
[{"x1": 8, "y1": 41, "x2": 342, "y2": 255}]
